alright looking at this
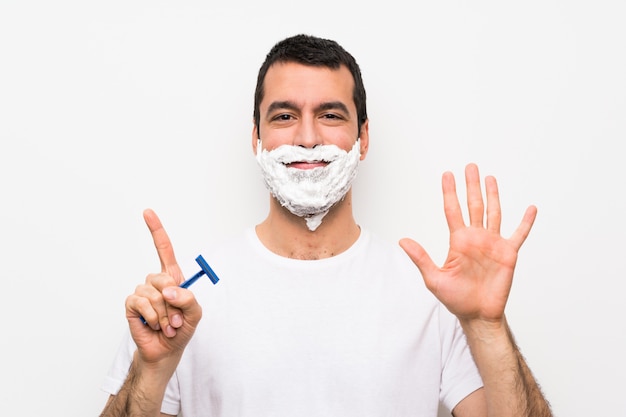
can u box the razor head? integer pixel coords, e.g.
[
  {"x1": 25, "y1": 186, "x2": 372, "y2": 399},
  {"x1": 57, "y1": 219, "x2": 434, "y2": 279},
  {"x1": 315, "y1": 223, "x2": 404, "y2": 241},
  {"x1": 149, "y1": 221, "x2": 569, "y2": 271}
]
[{"x1": 195, "y1": 254, "x2": 220, "y2": 285}]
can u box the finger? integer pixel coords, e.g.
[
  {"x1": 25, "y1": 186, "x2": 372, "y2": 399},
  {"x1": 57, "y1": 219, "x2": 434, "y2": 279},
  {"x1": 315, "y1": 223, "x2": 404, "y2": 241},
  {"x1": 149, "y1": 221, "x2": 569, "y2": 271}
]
[
  {"x1": 442, "y1": 171, "x2": 465, "y2": 232},
  {"x1": 161, "y1": 286, "x2": 203, "y2": 334},
  {"x1": 133, "y1": 273, "x2": 176, "y2": 329},
  {"x1": 485, "y1": 175, "x2": 501, "y2": 234},
  {"x1": 159, "y1": 301, "x2": 182, "y2": 338},
  {"x1": 126, "y1": 289, "x2": 163, "y2": 331},
  {"x1": 465, "y1": 163, "x2": 485, "y2": 228},
  {"x1": 399, "y1": 238, "x2": 439, "y2": 293},
  {"x1": 509, "y1": 205, "x2": 538, "y2": 251},
  {"x1": 143, "y1": 209, "x2": 183, "y2": 282},
  {"x1": 147, "y1": 275, "x2": 179, "y2": 333},
  {"x1": 125, "y1": 291, "x2": 184, "y2": 338}
]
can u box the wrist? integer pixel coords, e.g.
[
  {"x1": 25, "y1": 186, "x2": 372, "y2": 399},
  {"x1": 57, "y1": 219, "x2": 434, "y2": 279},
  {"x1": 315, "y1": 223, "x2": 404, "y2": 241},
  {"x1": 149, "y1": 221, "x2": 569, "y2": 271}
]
[
  {"x1": 105, "y1": 354, "x2": 176, "y2": 417},
  {"x1": 132, "y1": 350, "x2": 179, "y2": 390},
  {"x1": 459, "y1": 316, "x2": 514, "y2": 347}
]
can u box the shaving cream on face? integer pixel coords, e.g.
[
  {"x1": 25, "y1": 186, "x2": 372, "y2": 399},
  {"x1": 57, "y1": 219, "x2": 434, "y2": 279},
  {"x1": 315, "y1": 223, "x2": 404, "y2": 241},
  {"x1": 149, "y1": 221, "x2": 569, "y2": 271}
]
[{"x1": 256, "y1": 139, "x2": 361, "y2": 231}]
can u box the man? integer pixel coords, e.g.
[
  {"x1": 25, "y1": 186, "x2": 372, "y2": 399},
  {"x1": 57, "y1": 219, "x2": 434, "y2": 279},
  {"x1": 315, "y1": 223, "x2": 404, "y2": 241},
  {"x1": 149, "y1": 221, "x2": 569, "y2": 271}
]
[{"x1": 101, "y1": 34, "x2": 552, "y2": 416}]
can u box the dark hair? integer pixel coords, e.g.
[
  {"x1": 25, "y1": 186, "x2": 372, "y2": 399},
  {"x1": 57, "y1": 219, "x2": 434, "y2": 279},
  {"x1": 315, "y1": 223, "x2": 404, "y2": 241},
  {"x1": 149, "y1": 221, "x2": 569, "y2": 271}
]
[{"x1": 253, "y1": 34, "x2": 367, "y2": 136}]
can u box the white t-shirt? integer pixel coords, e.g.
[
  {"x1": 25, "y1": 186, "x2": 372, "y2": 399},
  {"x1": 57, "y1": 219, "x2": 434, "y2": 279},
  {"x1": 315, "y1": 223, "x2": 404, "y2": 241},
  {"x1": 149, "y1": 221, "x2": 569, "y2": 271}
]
[{"x1": 102, "y1": 228, "x2": 483, "y2": 416}]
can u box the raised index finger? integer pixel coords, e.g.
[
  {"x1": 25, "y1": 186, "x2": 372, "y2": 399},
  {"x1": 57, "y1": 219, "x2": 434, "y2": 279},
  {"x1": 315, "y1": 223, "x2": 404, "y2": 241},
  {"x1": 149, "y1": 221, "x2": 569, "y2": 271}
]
[{"x1": 143, "y1": 208, "x2": 182, "y2": 278}]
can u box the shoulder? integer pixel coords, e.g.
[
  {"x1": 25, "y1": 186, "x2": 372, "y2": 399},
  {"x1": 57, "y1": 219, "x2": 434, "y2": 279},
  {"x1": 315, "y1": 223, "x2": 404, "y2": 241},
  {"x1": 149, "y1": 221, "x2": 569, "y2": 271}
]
[{"x1": 358, "y1": 229, "x2": 420, "y2": 270}]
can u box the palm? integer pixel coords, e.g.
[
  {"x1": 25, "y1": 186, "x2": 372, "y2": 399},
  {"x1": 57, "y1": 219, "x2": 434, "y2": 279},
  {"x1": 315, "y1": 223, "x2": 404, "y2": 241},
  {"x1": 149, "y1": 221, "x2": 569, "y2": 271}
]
[
  {"x1": 400, "y1": 164, "x2": 536, "y2": 323},
  {"x1": 429, "y1": 224, "x2": 520, "y2": 321}
]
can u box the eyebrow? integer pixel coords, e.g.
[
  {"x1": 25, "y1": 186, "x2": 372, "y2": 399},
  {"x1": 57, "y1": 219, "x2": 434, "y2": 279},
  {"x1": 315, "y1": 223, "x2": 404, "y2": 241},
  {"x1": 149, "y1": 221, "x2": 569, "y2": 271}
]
[
  {"x1": 316, "y1": 101, "x2": 350, "y2": 115},
  {"x1": 266, "y1": 100, "x2": 298, "y2": 115},
  {"x1": 266, "y1": 100, "x2": 351, "y2": 116}
]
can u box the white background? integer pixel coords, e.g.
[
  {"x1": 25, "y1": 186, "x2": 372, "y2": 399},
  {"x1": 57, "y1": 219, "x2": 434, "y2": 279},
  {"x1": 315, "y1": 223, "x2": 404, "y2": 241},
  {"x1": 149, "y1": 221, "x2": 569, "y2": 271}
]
[{"x1": 1, "y1": 1, "x2": 625, "y2": 416}]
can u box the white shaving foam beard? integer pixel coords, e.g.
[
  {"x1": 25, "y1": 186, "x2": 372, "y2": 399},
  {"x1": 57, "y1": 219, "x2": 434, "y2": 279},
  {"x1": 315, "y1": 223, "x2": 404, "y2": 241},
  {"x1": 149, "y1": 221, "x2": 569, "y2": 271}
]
[{"x1": 256, "y1": 139, "x2": 361, "y2": 231}]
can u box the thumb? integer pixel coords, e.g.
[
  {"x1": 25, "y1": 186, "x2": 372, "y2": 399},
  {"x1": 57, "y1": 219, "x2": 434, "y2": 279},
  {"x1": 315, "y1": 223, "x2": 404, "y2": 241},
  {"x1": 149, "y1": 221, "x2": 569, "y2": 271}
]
[
  {"x1": 162, "y1": 287, "x2": 203, "y2": 328},
  {"x1": 399, "y1": 238, "x2": 438, "y2": 286}
]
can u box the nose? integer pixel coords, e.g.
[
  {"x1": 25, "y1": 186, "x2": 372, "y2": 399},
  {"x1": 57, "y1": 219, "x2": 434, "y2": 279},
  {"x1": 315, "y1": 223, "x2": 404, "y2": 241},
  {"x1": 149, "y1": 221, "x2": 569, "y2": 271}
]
[{"x1": 293, "y1": 116, "x2": 321, "y2": 148}]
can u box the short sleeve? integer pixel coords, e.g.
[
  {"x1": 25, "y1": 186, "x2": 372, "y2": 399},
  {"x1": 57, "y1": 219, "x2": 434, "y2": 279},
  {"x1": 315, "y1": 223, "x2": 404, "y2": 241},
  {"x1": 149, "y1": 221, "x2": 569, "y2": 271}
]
[
  {"x1": 101, "y1": 329, "x2": 181, "y2": 415},
  {"x1": 438, "y1": 305, "x2": 484, "y2": 411}
]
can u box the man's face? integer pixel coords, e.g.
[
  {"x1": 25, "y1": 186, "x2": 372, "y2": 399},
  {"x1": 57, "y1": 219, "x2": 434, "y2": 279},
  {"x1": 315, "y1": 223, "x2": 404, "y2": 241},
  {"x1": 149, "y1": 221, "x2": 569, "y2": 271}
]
[{"x1": 253, "y1": 62, "x2": 368, "y2": 160}]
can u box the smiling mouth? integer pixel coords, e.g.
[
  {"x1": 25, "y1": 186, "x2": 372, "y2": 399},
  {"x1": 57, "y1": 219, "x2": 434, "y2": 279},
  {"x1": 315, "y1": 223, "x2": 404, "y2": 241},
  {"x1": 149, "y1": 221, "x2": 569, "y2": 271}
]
[{"x1": 286, "y1": 160, "x2": 329, "y2": 169}]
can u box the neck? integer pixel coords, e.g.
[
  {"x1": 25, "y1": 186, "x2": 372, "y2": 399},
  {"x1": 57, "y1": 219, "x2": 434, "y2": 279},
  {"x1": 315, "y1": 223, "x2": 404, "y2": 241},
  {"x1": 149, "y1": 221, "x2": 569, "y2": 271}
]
[{"x1": 255, "y1": 190, "x2": 360, "y2": 260}]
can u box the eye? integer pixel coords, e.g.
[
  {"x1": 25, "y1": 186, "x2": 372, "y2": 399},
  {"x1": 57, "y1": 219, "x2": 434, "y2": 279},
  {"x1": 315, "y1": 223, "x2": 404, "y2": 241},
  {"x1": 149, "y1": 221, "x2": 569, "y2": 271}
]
[
  {"x1": 272, "y1": 113, "x2": 294, "y2": 122},
  {"x1": 321, "y1": 113, "x2": 343, "y2": 120},
  {"x1": 319, "y1": 113, "x2": 348, "y2": 126}
]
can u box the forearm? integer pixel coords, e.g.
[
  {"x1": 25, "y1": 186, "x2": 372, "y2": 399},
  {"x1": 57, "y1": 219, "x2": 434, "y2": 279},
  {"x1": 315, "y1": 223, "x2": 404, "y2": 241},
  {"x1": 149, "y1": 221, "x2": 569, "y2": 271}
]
[
  {"x1": 100, "y1": 353, "x2": 175, "y2": 417},
  {"x1": 461, "y1": 317, "x2": 552, "y2": 417}
]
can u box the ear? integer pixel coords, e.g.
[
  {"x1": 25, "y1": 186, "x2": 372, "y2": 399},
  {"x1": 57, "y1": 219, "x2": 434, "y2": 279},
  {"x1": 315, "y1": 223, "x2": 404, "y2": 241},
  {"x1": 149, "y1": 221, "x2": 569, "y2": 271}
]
[
  {"x1": 358, "y1": 119, "x2": 370, "y2": 161},
  {"x1": 252, "y1": 121, "x2": 259, "y2": 155}
]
